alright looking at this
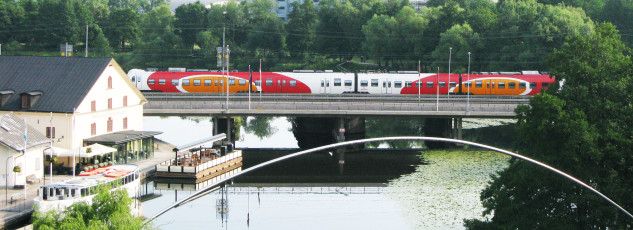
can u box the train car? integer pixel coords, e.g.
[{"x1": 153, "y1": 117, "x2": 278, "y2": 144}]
[{"x1": 127, "y1": 69, "x2": 554, "y2": 96}]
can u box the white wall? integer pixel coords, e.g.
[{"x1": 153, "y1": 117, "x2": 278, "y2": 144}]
[{"x1": 0, "y1": 144, "x2": 46, "y2": 187}]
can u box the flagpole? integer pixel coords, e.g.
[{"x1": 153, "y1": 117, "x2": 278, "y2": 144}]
[
  {"x1": 259, "y1": 59, "x2": 262, "y2": 101},
  {"x1": 436, "y1": 67, "x2": 439, "y2": 112},
  {"x1": 23, "y1": 118, "x2": 27, "y2": 201},
  {"x1": 448, "y1": 47, "x2": 452, "y2": 99},
  {"x1": 49, "y1": 112, "x2": 53, "y2": 184},
  {"x1": 248, "y1": 65, "x2": 251, "y2": 110},
  {"x1": 72, "y1": 108, "x2": 76, "y2": 177},
  {"x1": 418, "y1": 60, "x2": 421, "y2": 104}
]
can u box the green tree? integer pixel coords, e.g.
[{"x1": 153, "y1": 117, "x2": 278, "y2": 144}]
[
  {"x1": 314, "y1": 0, "x2": 365, "y2": 61},
  {"x1": 244, "y1": 0, "x2": 284, "y2": 56},
  {"x1": 601, "y1": 0, "x2": 633, "y2": 47},
  {"x1": 286, "y1": 0, "x2": 318, "y2": 60},
  {"x1": 175, "y1": 2, "x2": 208, "y2": 53},
  {"x1": 465, "y1": 23, "x2": 633, "y2": 229},
  {"x1": 430, "y1": 23, "x2": 482, "y2": 73},
  {"x1": 0, "y1": 0, "x2": 25, "y2": 42},
  {"x1": 134, "y1": 4, "x2": 183, "y2": 67},
  {"x1": 87, "y1": 23, "x2": 112, "y2": 56},
  {"x1": 32, "y1": 185, "x2": 152, "y2": 229},
  {"x1": 36, "y1": 0, "x2": 81, "y2": 48},
  {"x1": 195, "y1": 30, "x2": 220, "y2": 66},
  {"x1": 104, "y1": 8, "x2": 139, "y2": 51}
]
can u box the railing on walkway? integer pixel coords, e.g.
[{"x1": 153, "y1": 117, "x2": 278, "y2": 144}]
[{"x1": 156, "y1": 151, "x2": 242, "y2": 174}]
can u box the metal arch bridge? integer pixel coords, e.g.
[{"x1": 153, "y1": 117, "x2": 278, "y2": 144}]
[
  {"x1": 142, "y1": 93, "x2": 529, "y2": 118},
  {"x1": 143, "y1": 137, "x2": 633, "y2": 224}
]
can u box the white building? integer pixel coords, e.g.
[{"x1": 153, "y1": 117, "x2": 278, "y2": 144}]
[
  {"x1": 0, "y1": 56, "x2": 160, "y2": 176},
  {"x1": 0, "y1": 113, "x2": 49, "y2": 188}
]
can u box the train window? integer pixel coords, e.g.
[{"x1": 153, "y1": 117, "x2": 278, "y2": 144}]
[
  {"x1": 204, "y1": 79, "x2": 211, "y2": 86},
  {"x1": 405, "y1": 81, "x2": 412, "y2": 88},
  {"x1": 394, "y1": 81, "x2": 402, "y2": 88},
  {"x1": 344, "y1": 80, "x2": 352, "y2": 86},
  {"x1": 486, "y1": 82, "x2": 490, "y2": 88},
  {"x1": 220, "y1": 80, "x2": 224, "y2": 86},
  {"x1": 519, "y1": 82, "x2": 526, "y2": 89},
  {"x1": 182, "y1": 79, "x2": 190, "y2": 86},
  {"x1": 450, "y1": 82, "x2": 456, "y2": 88},
  {"x1": 194, "y1": 79, "x2": 201, "y2": 86},
  {"x1": 172, "y1": 79, "x2": 179, "y2": 86},
  {"x1": 465, "y1": 82, "x2": 472, "y2": 88},
  {"x1": 498, "y1": 82, "x2": 505, "y2": 88},
  {"x1": 131, "y1": 77, "x2": 135, "y2": 82},
  {"x1": 158, "y1": 79, "x2": 166, "y2": 85},
  {"x1": 491, "y1": 82, "x2": 495, "y2": 88},
  {"x1": 321, "y1": 80, "x2": 325, "y2": 87},
  {"x1": 509, "y1": 82, "x2": 516, "y2": 89},
  {"x1": 383, "y1": 82, "x2": 386, "y2": 88},
  {"x1": 361, "y1": 80, "x2": 368, "y2": 87},
  {"x1": 417, "y1": 82, "x2": 423, "y2": 88},
  {"x1": 266, "y1": 79, "x2": 273, "y2": 86},
  {"x1": 255, "y1": 80, "x2": 261, "y2": 86},
  {"x1": 371, "y1": 79, "x2": 379, "y2": 87},
  {"x1": 388, "y1": 81, "x2": 391, "y2": 88},
  {"x1": 475, "y1": 81, "x2": 482, "y2": 88},
  {"x1": 334, "y1": 78, "x2": 341, "y2": 86},
  {"x1": 229, "y1": 79, "x2": 236, "y2": 85},
  {"x1": 439, "y1": 82, "x2": 446, "y2": 87},
  {"x1": 239, "y1": 79, "x2": 246, "y2": 85},
  {"x1": 426, "y1": 82, "x2": 434, "y2": 88},
  {"x1": 215, "y1": 80, "x2": 219, "y2": 86},
  {"x1": 148, "y1": 79, "x2": 155, "y2": 85},
  {"x1": 530, "y1": 82, "x2": 537, "y2": 89},
  {"x1": 542, "y1": 82, "x2": 549, "y2": 88},
  {"x1": 290, "y1": 80, "x2": 297, "y2": 87}
]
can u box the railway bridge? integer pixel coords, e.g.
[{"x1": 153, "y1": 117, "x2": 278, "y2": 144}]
[{"x1": 142, "y1": 93, "x2": 529, "y2": 149}]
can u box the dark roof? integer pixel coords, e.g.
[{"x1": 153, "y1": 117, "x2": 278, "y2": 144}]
[
  {"x1": 83, "y1": 131, "x2": 163, "y2": 145},
  {"x1": 0, "y1": 113, "x2": 49, "y2": 152},
  {"x1": 0, "y1": 56, "x2": 114, "y2": 113}
]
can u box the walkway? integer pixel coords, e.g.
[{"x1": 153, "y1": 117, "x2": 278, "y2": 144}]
[{"x1": 0, "y1": 140, "x2": 176, "y2": 229}]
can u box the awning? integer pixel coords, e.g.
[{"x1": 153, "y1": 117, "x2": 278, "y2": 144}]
[
  {"x1": 83, "y1": 130, "x2": 162, "y2": 145},
  {"x1": 43, "y1": 146, "x2": 69, "y2": 156},
  {"x1": 58, "y1": 143, "x2": 116, "y2": 158}
]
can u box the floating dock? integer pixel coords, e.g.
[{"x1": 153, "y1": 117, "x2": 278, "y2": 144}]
[{"x1": 153, "y1": 133, "x2": 242, "y2": 183}]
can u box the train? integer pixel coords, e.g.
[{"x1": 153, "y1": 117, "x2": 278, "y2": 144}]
[{"x1": 127, "y1": 68, "x2": 555, "y2": 95}]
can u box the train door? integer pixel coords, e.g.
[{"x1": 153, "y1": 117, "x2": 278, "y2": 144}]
[
  {"x1": 320, "y1": 78, "x2": 331, "y2": 94},
  {"x1": 382, "y1": 79, "x2": 393, "y2": 94}
]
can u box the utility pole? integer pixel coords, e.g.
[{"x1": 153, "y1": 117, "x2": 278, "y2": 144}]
[
  {"x1": 467, "y1": 52, "x2": 471, "y2": 112},
  {"x1": 85, "y1": 24, "x2": 89, "y2": 57}
]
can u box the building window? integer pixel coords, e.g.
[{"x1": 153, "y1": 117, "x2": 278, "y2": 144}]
[
  {"x1": 123, "y1": 96, "x2": 128, "y2": 107},
  {"x1": 108, "y1": 76, "x2": 113, "y2": 89},
  {"x1": 107, "y1": 117, "x2": 113, "y2": 132},
  {"x1": 108, "y1": 98, "x2": 112, "y2": 109},
  {"x1": 46, "y1": 127, "x2": 55, "y2": 138},
  {"x1": 21, "y1": 94, "x2": 30, "y2": 109},
  {"x1": 123, "y1": 117, "x2": 128, "y2": 130},
  {"x1": 91, "y1": 100, "x2": 96, "y2": 112},
  {"x1": 91, "y1": 123, "x2": 96, "y2": 136}
]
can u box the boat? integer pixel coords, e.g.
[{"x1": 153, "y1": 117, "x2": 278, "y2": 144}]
[{"x1": 34, "y1": 164, "x2": 140, "y2": 213}]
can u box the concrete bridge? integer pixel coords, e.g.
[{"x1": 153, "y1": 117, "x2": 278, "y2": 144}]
[{"x1": 142, "y1": 93, "x2": 528, "y2": 118}]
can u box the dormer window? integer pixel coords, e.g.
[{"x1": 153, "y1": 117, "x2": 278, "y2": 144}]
[
  {"x1": 20, "y1": 91, "x2": 42, "y2": 109},
  {"x1": 0, "y1": 90, "x2": 14, "y2": 107}
]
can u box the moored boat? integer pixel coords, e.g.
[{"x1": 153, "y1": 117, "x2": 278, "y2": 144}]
[{"x1": 34, "y1": 164, "x2": 140, "y2": 213}]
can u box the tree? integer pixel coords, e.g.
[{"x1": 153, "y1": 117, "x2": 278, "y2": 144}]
[
  {"x1": 35, "y1": 0, "x2": 81, "y2": 48},
  {"x1": 87, "y1": 23, "x2": 112, "y2": 56},
  {"x1": 175, "y1": 2, "x2": 208, "y2": 53},
  {"x1": 0, "y1": 0, "x2": 25, "y2": 42},
  {"x1": 134, "y1": 5, "x2": 183, "y2": 67},
  {"x1": 601, "y1": 0, "x2": 633, "y2": 47},
  {"x1": 104, "y1": 8, "x2": 139, "y2": 51},
  {"x1": 286, "y1": 0, "x2": 318, "y2": 60},
  {"x1": 244, "y1": 0, "x2": 285, "y2": 56},
  {"x1": 430, "y1": 23, "x2": 482, "y2": 73},
  {"x1": 465, "y1": 23, "x2": 633, "y2": 229},
  {"x1": 32, "y1": 185, "x2": 153, "y2": 229}
]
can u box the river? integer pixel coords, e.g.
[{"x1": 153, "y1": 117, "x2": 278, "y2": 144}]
[{"x1": 141, "y1": 116, "x2": 513, "y2": 229}]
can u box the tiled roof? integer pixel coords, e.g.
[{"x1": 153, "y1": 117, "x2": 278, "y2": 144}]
[
  {"x1": 0, "y1": 56, "x2": 113, "y2": 113},
  {"x1": 0, "y1": 113, "x2": 49, "y2": 152}
]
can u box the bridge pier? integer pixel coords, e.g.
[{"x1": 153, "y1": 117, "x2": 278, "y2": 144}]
[
  {"x1": 213, "y1": 117, "x2": 235, "y2": 145},
  {"x1": 292, "y1": 117, "x2": 365, "y2": 150},
  {"x1": 424, "y1": 117, "x2": 463, "y2": 149}
]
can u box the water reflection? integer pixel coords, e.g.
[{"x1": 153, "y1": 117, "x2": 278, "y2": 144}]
[
  {"x1": 242, "y1": 117, "x2": 278, "y2": 140},
  {"x1": 365, "y1": 117, "x2": 425, "y2": 149}
]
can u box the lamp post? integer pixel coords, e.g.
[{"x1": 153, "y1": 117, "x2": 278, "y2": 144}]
[
  {"x1": 448, "y1": 47, "x2": 452, "y2": 98},
  {"x1": 467, "y1": 52, "x2": 471, "y2": 112}
]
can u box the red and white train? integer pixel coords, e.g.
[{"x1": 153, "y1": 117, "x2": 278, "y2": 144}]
[{"x1": 127, "y1": 69, "x2": 554, "y2": 95}]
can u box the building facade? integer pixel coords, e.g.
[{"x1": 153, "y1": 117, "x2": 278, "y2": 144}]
[
  {"x1": 0, "y1": 56, "x2": 159, "y2": 175},
  {"x1": 0, "y1": 113, "x2": 49, "y2": 188}
]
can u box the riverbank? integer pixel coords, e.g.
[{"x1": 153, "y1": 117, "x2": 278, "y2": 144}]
[{"x1": 0, "y1": 139, "x2": 176, "y2": 229}]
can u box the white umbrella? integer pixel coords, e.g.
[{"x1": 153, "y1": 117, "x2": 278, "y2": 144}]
[
  {"x1": 43, "y1": 146, "x2": 69, "y2": 155},
  {"x1": 58, "y1": 143, "x2": 116, "y2": 158}
]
